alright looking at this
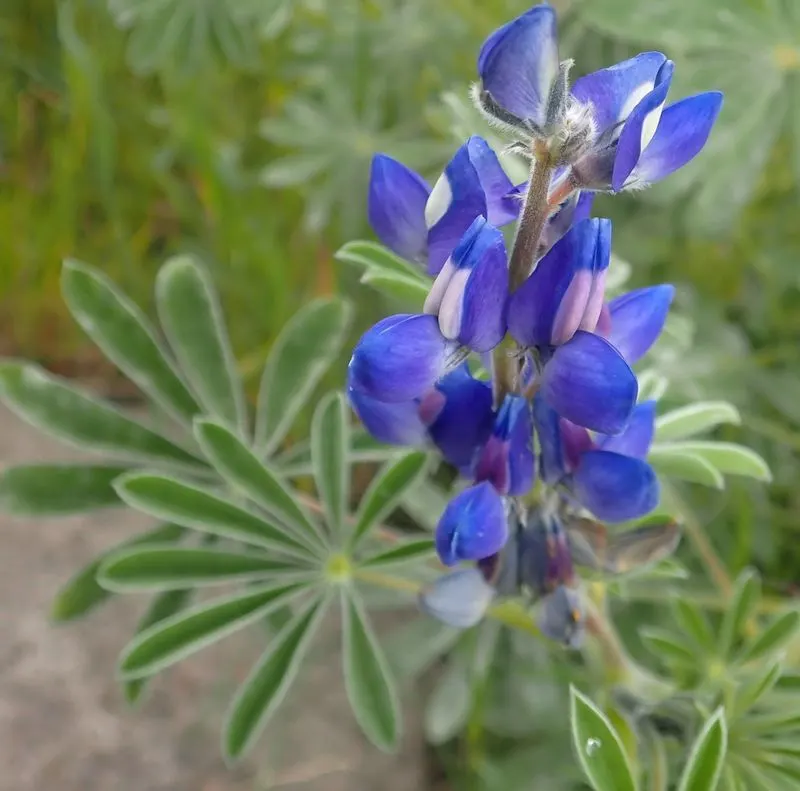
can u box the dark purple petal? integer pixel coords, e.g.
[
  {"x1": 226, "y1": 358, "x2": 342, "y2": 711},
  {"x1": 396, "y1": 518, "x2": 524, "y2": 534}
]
[
  {"x1": 541, "y1": 330, "x2": 637, "y2": 434},
  {"x1": 466, "y1": 137, "x2": 519, "y2": 226},
  {"x1": 474, "y1": 395, "x2": 535, "y2": 496},
  {"x1": 606, "y1": 284, "x2": 675, "y2": 365},
  {"x1": 571, "y1": 51, "x2": 668, "y2": 133},
  {"x1": 368, "y1": 154, "x2": 430, "y2": 262},
  {"x1": 597, "y1": 399, "x2": 656, "y2": 459},
  {"x1": 438, "y1": 217, "x2": 508, "y2": 353},
  {"x1": 478, "y1": 4, "x2": 559, "y2": 125},
  {"x1": 348, "y1": 314, "x2": 452, "y2": 403},
  {"x1": 435, "y1": 482, "x2": 508, "y2": 566},
  {"x1": 347, "y1": 382, "x2": 427, "y2": 446},
  {"x1": 628, "y1": 92, "x2": 724, "y2": 187},
  {"x1": 571, "y1": 449, "x2": 660, "y2": 522},
  {"x1": 539, "y1": 586, "x2": 584, "y2": 647},
  {"x1": 427, "y1": 364, "x2": 494, "y2": 470},
  {"x1": 518, "y1": 511, "x2": 575, "y2": 595},
  {"x1": 419, "y1": 568, "x2": 495, "y2": 628},
  {"x1": 611, "y1": 60, "x2": 674, "y2": 191},
  {"x1": 426, "y1": 138, "x2": 488, "y2": 275},
  {"x1": 559, "y1": 418, "x2": 593, "y2": 471},
  {"x1": 533, "y1": 394, "x2": 566, "y2": 484},
  {"x1": 508, "y1": 218, "x2": 610, "y2": 348}
]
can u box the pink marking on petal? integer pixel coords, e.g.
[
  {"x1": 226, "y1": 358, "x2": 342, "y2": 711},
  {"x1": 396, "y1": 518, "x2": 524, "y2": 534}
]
[
  {"x1": 424, "y1": 258, "x2": 456, "y2": 314},
  {"x1": 438, "y1": 268, "x2": 471, "y2": 341},
  {"x1": 550, "y1": 270, "x2": 592, "y2": 346},
  {"x1": 418, "y1": 389, "x2": 446, "y2": 426},
  {"x1": 474, "y1": 436, "x2": 510, "y2": 495},
  {"x1": 579, "y1": 269, "x2": 607, "y2": 332},
  {"x1": 595, "y1": 303, "x2": 612, "y2": 337},
  {"x1": 560, "y1": 418, "x2": 593, "y2": 472}
]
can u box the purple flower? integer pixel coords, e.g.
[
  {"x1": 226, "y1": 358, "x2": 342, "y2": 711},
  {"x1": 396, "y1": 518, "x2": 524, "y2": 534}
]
[
  {"x1": 473, "y1": 394, "x2": 535, "y2": 496},
  {"x1": 347, "y1": 375, "x2": 427, "y2": 446},
  {"x1": 424, "y1": 216, "x2": 509, "y2": 353},
  {"x1": 368, "y1": 137, "x2": 519, "y2": 275},
  {"x1": 435, "y1": 481, "x2": 509, "y2": 566}
]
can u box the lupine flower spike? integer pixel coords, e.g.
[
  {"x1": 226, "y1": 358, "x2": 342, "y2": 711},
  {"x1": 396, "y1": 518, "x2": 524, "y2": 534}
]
[{"x1": 350, "y1": 1, "x2": 720, "y2": 646}]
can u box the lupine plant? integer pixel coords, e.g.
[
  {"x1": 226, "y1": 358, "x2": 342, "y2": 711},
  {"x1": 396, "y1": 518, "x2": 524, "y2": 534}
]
[{"x1": 1, "y1": 4, "x2": 796, "y2": 790}]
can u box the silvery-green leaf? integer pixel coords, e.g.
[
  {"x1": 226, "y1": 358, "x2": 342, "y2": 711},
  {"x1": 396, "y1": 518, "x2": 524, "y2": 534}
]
[
  {"x1": 732, "y1": 659, "x2": 783, "y2": 718},
  {"x1": 0, "y1": 464, "x2": 129, "y2": 516},
  {"x1": 335, "y1": 240, "x2": 428, "y2": 282},
  {"x1": 640, "y1": 627, "x2": 698, "y2": 668},
  {"x1": 255, "y1": 297, "x2": 351, "y2": 455},
  {"x1": 223, "y1": 594, "x2": 328, "y2": 760},
  {"x1": 671, "y1": 598, "x2": 715, "y2": 653},
  {"x1": 359, "y1": 538, "x2": 435, "y2": 568},
  {"x1": 156, "y1": 255, "x2": 246, "y2": 436},
  {"x1": 118, "y1": 581, "x2": 306, "y2": 679},
  {"x1": 0, "y1": 362, "x2": 204, "y2": 470},
  {"x1": 425, "y1": 659, "x2": 471, "y2": 745},
  {"x1": 655, "y1": 402, "x2": 741, "y2": 442},
  {"x1": 311, "y1": 392, "x2": 349, "y2": 541},
  {"x1": 359, "y1": 271, "x2": 429, "y2": 307},
  {"x1": 61, "y1": 260, "x2": 198, "y2": 424},
  {"x1": 649, "y1": 447, "x2": 725, "y2": 489},
  {"x1": 654, "y1": 442, "x2": 771, "y2": 482},
  {"x1": 677, "y1": 708, "x2": 727, "y2": 791},
  {"x1": 719, "y1": 569, "x2": 761, "y2": 657},
  {"x1": 569, "y1": 686, "x2": 637, "y2": 791},
  {"x1": 737, "y1": 610, "x2": 800, "y2": 665},
  {"x1": 341, "y1": 588, "x2": 401, "y2": 752}
]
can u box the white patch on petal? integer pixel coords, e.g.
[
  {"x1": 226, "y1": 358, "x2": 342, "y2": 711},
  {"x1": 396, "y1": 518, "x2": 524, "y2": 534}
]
[
  {"x1": 423, "y1": 258, "x2": 456, "y2": 315},
  {"x1": 425, "y1": 173, "x2": 452, "y2": 229},
  {"x1": 618, "y1": 81, "x2": 654, "y2": 123},
  {"x1": 438, "y1": 268, "x2": 471, "y2": 341},
  {"x1": 640, "y1": 103, "x2": 664, "y2": 151}
]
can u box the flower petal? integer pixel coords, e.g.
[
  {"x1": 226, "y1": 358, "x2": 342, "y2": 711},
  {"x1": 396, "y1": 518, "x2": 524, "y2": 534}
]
[
  {"x1": 508, "y1": 218, "x2": 610, "y2": 348},
  {"x1": 419, "y1": 568, "x2": 496, "y2": 628},
  {"x1": 559, "y1": 418, "x2": 593, "y2": 471},
  {"x1": 466, "y1": 137, "x2": 519, "y2": 226},
  {"x1": 349, "y1": 314, "x2": 452, "y2": 403},
  {"x1": 541, "y1": 330, "x2": 637, "y2": 434},
  {"x1": 427, "y1": 364, "x2": 494, "y2": 470},
  {"x1": 606, "y1": 284, "x2": 675, "y2": 365},
  {"x1": 347, "y1": 384, "x2": 427, "y2": 446},
  {"x1": 571, "y1": 449, "x2": 660, "y2": 522},
  {"x1": 612, "y1": 60, "x2": 674, "y2": 191},
  {"x1": 437, "y1": 216, "x2": 509, "y2": 353},
  {"x1": 533, "y1": 394, "x2": 566, "y2": 484},
  {"x1": 478, "y1": 4, "x2": 559, "y2": 125},
  {"x1": 597, "y1": 399, "x2": 656, "y2": 459},
  {"x1": 426, "y1": 138, "x2": 489, "y2": 275},
  {"x1": 368, "y1": 154, "x2": 430, "y2": 262},
  {"x1": 571, "y1": 51, "x2": 668, "y2": 133},
  {"x1": 540, "y1": 190, "x2": 596, "y2": 254},
  {"x1": 539, "y1": 586, "x2": 584, "y2": 647},
  {"x1": 435, "y1": 482, "x2": 508, "y2": 566},
  {"x1": 518, "y1": 510, "x2": 575, "y2": 595},
  {"x1": 627, "y1": 91, "x2": 724, "y2": 187}
]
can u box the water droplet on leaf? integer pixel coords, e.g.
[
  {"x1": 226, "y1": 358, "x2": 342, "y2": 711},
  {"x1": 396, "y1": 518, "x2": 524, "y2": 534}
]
[{"x1": 585, "y1": 737, "x2": 602, "y2": 756}]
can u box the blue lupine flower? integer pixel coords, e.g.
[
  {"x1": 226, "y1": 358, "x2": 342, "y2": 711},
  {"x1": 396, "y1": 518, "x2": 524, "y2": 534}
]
[
  {"x1": 368, "y1": 137, "x2": 519, "y2": 275},
  {"x1": 539, "y1": 191, "x2": 595, "y2": 254},
  {"x1": 508, "y1": 218, "x2": 637, "y2": 434},
  {"x1": 420, "y1": 364, "x2": 494, "y2": 469},
  {"x1": 435, "y1": 481, "x2": 509, "y2": 566},
  {"x1": 347, "y1": 375, "x2": 428, "y2": 446},
  {"x1": 348, "y1": 314, "x2": 457, "y2": 403},
  {"x1": 424, "y1": 216, "x2": 509, "y2": 353},
  {"x1": 419, "y1": 567, "x2": 496, "y2": 628},
  {"x1": 536, "y1": 397, "x2": 660, "y2": 523},
  {"x1": 473, "y1": 394, "x2": 535, "y2": 496},
  {"x1": 476, "y1": 4, "x2": 723, "y2": 192}
]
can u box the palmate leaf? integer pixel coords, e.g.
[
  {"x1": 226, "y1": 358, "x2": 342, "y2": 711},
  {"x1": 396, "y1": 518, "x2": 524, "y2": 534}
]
[
  {"x1": 310, "y1": 392, "x2": 349, "y2": 541},
  {"x1": 61, "y1": 260, "x2": 199, "y2": 425},
  {"x1": 255, "y1": 297, "x2": 352, "y2": 456},
  {"x1": 656, "y1": 442, "x2": 772, "y2": 482},
  {"x1": 341, "y1": 588, "x2": 401, "y2": 752},
  {"x1": 0, "y1": 362, "x2": 204, "y2": 471},
  {"x1": 648, "y1": 447, "x2": 725, "y2": 489},
  {"x1": 654, "y1": 401, "x2": 741, "y2": 442},
  {"x1": 737, "y1": 611, "x2": 800, "y2": 665},
  {"x1": 359, "y1": 538, "x2": 435, "y2": 569},
  {"x1": 114, "y1": 472, "x2": 312, "y2": 559},
  {"x1": 118, "y1": 580, "x2": 308, "y2": 679},
  {"x1": 51, "y1": 523, "x2": 184, "y2": 622},
  {"x1": 569, "y1": 686, "x2": 637, "y2": 791},
  {"x1": 719, "y1": 569, "x2": 762, "y2": 657},
  {"x1": 99, "y1": 545, "x2": 302, "y2": 592},
  {"x1": 0, "y1": 464, "x2": 129, "y2": 516},
  {"x1": 156, "y1": 256, "x2": 247, "y2": 437},
  {"x1": 194, "y1": 419, "x2": 327, "y2": 553},
  {"x1": 223, "y1": 593, "x2": 329, "y2": 761}
]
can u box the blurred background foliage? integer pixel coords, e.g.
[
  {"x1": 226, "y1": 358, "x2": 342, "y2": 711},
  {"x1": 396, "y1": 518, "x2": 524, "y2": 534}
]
[{"x1": 1, "y1": 0, "x2": 799, "y2": 783}]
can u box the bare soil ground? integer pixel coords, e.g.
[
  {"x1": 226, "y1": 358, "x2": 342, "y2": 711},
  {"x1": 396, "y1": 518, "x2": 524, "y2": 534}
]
[{"x1": 0, "y1": 404, "x2": 426, "y2": 791}]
